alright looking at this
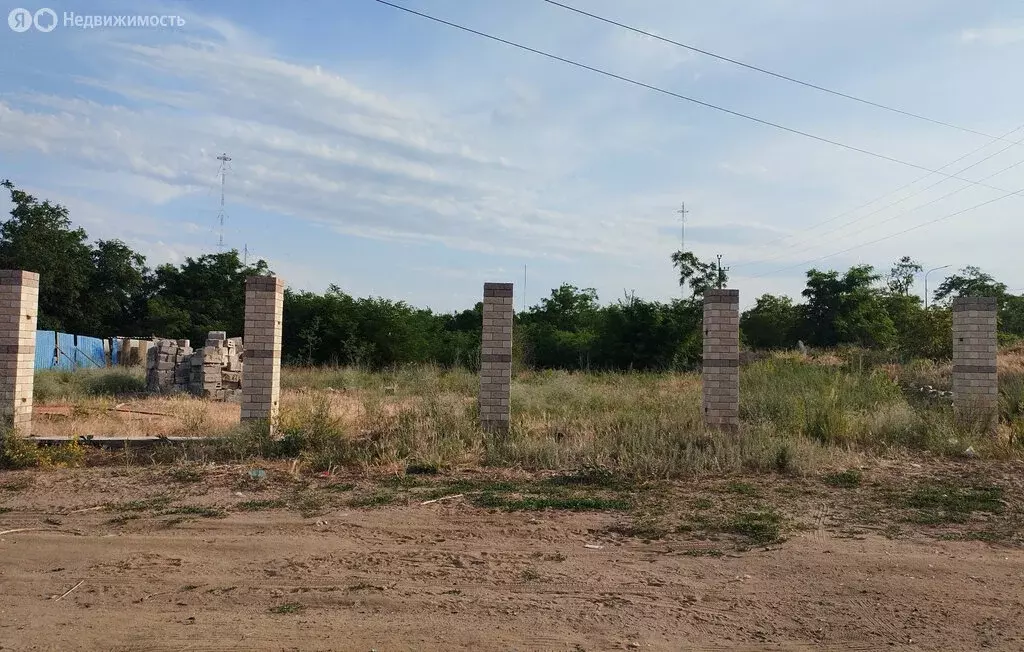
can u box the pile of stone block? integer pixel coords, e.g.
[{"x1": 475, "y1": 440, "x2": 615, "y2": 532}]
[
  {"x1": 145, "y1": 332, "x2": 244, "y2": 401},
  {"x1": 146, "y1": 339, "x2": 193, "y2": 393},
  {"x1": 191, "y1": 331, "x2": 243, "y2": 401}
]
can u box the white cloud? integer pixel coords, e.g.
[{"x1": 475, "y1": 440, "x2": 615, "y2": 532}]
[
  {"x1": 960, "y1": 25, "x2": 1024, "y2": 46},
  {"x1": 2, "y1": 0, "x2": 1022, "y2": 310}
]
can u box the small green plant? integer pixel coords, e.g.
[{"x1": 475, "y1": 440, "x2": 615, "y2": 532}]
[
  {"x1": 1, "y1": 435, "x2": 84, "y2": 469},
  {"x1": 544, "y1": 464, "x2": 625, "y2": 489},
  {"x1": 474, "y1": 492, "x2": 629, "y2": 512},
  {"x1": 110, "y1": 496, "x2": 173, "y2": 513},
  {"x1": 107, "y1": 514, "x2": 140, "y2": 525},
  {"x1": 269, "y1": 602, "x2": 304, "y2": 615},
  {"x1": 726, "y1": 481, "x2": 758, "y2": 496},
  {"x1": 823, "y1": 469, "x2": 863, "y2": 488},
  {"x1": 898, "y1": 483, "x2": 1004, "y2": 524},
  {"x1": 727, "y1": 510, "x2": 784, "y2": 546}
]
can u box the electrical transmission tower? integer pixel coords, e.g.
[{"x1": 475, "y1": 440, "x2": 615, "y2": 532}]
[
  {"x1": 677, "y1": 201, "x2": 688, "y2": 252},
  {"x1": 677, "y1": 202, "x2": 688, "y2": 298},
  {"x1": 216, "y1": 153, "x2": 232, "y2": 251}
]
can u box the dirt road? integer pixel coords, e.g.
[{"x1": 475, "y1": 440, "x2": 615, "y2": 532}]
[{"x1": 1, "y1": 466, "x2": 1023, "y2": 651}]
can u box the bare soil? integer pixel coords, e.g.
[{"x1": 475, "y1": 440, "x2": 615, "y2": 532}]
[{"x1": 2, "y1": 462, "x2": 1023, "y2": 651}]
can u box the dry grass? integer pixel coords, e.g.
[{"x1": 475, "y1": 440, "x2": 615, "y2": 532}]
[{"x1": 20, "y1": 351, "x2": 1024, "y2": 477}]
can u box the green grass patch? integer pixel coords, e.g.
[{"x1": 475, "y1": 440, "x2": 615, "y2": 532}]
[
  {"x1": 726, "y1": 510, "x2": 784, "y2": 546},
  {"x1": 269, "y1": 602, "x2": 304, "y2": 615},
  {"x1": 938, "y1": 530, "x2": 1010, "y2": 543},
  {"x1": 725, "y1": 481, "x2": 758, "y2": 496},
  {"x1": 474, "y1": 492, "x2": 629, "y2": 512},
  {"x1": 898, "y1": 483, "x2": 1004, "y2": 525},
  {"x1": 823, "y1": 469, "x2": 863, "y2": 488},
  {"x1": 109, "y1": 496, "x2": 173, "y2": 513},
  {"x1": 106, "y1": 513, "x2": 139, "y2": 525},
  {"x1": 543, "y1": 465, "x2": 628, "y2": 490}
]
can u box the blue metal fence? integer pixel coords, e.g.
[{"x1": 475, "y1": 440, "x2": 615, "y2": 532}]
[
  {"x1": 75, "y1": 335, "x2": 106, "y2": 369},
  {"x1": 34, "y1": 330, "x2": 56, "y2": 369},
  {"x1": 55, "y1": 332, "x2": 75, "y2": 369},
  {"x1": 33, "y1": 331, "x2": 125, "y2": 370}
]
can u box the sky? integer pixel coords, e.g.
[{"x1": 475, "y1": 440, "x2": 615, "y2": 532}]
[{"x1": 1, "y1": 0, "x2": 1023, "y2": 313}]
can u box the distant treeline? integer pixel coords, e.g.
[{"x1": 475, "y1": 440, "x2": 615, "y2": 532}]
[{"x1": 3, "y1": 179, "x2": 1023, "y2": 370}]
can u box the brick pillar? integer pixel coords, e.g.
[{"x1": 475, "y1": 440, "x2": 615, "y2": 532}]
[
  {"x1": 242, "y1": 276, "x2": 284, "y2": 434},
  {"x1": 702, "y1": 289, "x2": 740, "y2": 433},
  {"x1": 480, "y1": 282, "x2": 513, "y2": 433},
  {"x1": 0, "y1": 270, "x2": 39, "y2": 436},
  {"x1": 952, "y1": 296, "x2": 998, "y2": 427}
]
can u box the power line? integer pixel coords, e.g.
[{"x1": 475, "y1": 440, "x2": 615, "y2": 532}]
[
  {"x1": 757, "y1": 152, "x2": 1024, "y2": 270},
  {"x1": 735, "y1": 122, "x2": 1024, "y2": 260},
  {"x1": 734, "y1": 124, "x2": 1024, "y2": 269},
  {"x1": 371, "y1": 0, "x2": 1017, "y2": 192},
  {"x1": 538, "y1": 0, "x2": 1011, "y2": 143},
  {"x1": 751, "y1": 184, "x2": 1024, "y2": 279}
]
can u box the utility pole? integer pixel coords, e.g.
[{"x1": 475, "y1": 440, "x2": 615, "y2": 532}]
[
  {"x1": 216, "y1": 153, "x2": 232, "y2": 251},
  {"x1": 924, "y1": 264, "x2": 951, "y2": 309},
  {"x1": 243, "y1": 243, "x2": 248, "y2": 267}
]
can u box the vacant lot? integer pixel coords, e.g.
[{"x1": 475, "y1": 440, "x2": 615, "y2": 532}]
[
  {"x1": 1, "y1": 461, "x2": 1023, "y2": 650},
  {"x1": 3, "y1": 352, "x2": 1024, "y2": 649}
]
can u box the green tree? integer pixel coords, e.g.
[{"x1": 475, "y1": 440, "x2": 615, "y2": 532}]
[
  {"x1": 518, "y1": 285, "x2": 600, "y2": 368},
  {"x1": 800, "y1": 265, "x2": 895, "y2": 348},
  {"x1": 741, "y1": 294, "x2": 800, "y2": 349},
  {"x1": 671, "y1": 250, "x2": 727, "y2": 298},
  {"x1": 1000, "y1": 294, "x2": 1024, "y2": 340},
  {"x1": 886, "y1": 256, "x2": 922, "y2": 296},
  {"x1": 0, "y1": 180, "x2": 94, "y2": 332},
  {"x1": 933, "y1": 266, "x2": 1007, "y2": 307},
  {"x1": 145, "y1": 250, "x2": 270, "y2": 343},
  {"x1": 84, "y1": 239, "x2": 150, "y2": 335}
]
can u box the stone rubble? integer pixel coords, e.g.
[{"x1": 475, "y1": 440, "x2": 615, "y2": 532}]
[{"x1": 145, "y1": 331, "x2": 244, "y2": 401}]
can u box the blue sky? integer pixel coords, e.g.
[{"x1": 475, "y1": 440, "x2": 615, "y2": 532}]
[{"x1": 1, "y1": 0, "x2": 1023, "y2": 312}]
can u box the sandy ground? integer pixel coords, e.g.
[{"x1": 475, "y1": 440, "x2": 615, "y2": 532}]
[{"x1": 1, "y1": 465, "x2": 1023, "y2": 651}]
